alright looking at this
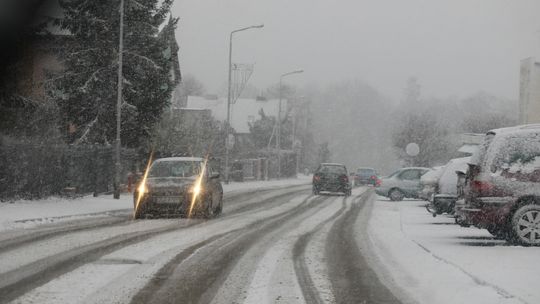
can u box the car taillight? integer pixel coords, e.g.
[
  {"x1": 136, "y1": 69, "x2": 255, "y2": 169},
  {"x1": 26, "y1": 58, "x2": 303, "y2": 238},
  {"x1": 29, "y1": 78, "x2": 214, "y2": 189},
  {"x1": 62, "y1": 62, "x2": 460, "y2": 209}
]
[
  {"x1": 471, "y1": 180, "x2": 493, "y2": 194},
  {"x1": 313, "y1": 175, "x2": 321, "y2": 182},
  {"x1": 370, "y1": 175, "x2": 377, "y2": 180},
  {"x1": 376, "y1": 179, "x2": 382, "y2": 187},
  {"x1": 341, "y1": 175, "x2": 349, "y2": 182}
]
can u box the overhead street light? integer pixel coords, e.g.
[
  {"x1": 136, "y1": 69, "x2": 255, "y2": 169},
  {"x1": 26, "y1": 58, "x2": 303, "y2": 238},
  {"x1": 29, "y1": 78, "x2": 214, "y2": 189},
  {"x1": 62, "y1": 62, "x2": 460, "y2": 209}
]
[
  {"x1": 224, "y1": 24, "x2": 264, "y2": 184},
  {"x1": 277, "y1": 69, "x2": 304, "y2": 179},
  {"x1": 113, "y1": 0, "x2": 125, "y2": 199}
]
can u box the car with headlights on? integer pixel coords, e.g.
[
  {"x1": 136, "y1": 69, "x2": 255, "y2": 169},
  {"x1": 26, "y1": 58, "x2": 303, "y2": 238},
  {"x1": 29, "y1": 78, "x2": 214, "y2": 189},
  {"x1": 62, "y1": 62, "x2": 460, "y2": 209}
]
[{"x1": 133, "y1": 157, "x2": 223, "y2": 219}]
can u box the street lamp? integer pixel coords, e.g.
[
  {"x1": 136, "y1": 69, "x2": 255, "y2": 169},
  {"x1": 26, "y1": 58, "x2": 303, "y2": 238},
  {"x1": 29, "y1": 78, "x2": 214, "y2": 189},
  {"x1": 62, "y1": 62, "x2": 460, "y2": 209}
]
[
  {"x1": 277, "y1": 69, "x2": 303, "y2": 179},
  {"x1": 113, "y1": 0, "x2": 125, "y2": 199},
  {"x1": 224, "y1": 24, "x2": 264, "y2": 184}
]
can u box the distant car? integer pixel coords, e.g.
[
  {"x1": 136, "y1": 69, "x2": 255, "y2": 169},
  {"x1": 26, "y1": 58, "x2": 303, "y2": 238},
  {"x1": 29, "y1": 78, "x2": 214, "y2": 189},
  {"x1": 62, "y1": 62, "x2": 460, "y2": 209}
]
[
  {"x1": 353, "y1": 167, "x2": 378, "y2": 186},
  {"x1": 460, "y1": 125, "x2": 540, "y2": 245},
  {"x1": 376, "y1": 167, "x2": 430, "y2": 201},
  {"x1": 133, "y1": 157, "x2": 223, "y2": 219},
  {"x1": 312, "y1": 163, "x2": 352, "y2": 196}
]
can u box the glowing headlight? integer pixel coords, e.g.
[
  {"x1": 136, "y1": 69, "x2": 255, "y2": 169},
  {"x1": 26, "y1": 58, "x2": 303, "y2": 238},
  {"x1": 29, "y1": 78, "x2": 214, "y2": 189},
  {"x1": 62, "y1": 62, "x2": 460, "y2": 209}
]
[
  {"x1": 189, "y1": 184, "x2": 201, "y2": 196},
  {"x1": 138, "y1": 183, "x2": 148, "y2": 193}
]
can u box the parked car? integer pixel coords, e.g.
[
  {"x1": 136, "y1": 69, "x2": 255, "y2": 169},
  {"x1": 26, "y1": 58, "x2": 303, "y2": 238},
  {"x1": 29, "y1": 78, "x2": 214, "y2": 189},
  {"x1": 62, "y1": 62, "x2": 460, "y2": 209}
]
[
  {"x1": 353, "y1": 167, "x2": 378, "y2": 186},
  {"x1": 133, "y1": 157, "x2": 223, "y2": 219},
  {"x1": 459, "y1": 124, "x2": 540, "y2": 245},
  {"x1": 419, "y1": 166, "x2": 446, "y2": 201},
  {"x1": 312, "y1": 163, "x2": 352, "y2": 196},
  {"x1": 376, "y1": 167, "x2": 430, "y2": 201},
  {"x1": 426, "y1": 157, "x2": 470, "y2": 216}
]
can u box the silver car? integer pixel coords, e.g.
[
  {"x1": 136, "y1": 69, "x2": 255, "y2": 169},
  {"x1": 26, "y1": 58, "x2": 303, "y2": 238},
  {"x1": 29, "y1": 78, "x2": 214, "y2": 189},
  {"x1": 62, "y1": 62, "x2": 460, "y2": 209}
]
[{"x1": 375, "y1": 167, "x2": 430, "y2": 201}]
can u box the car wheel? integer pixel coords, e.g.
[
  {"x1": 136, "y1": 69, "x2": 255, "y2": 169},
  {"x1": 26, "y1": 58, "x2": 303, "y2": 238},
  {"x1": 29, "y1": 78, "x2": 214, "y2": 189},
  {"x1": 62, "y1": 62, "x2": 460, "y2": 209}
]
[
  {"x1": 312, "y1": 186, "x2": 320, "y2": 195},
  {"x1": 203, "y1": 194, "x2": 215, "y2": 219},
  {"x1": 133, "y1": 204, "x2": 146, "y2": 219},
  {"x1": 389, "y1": 189, "x2": 404, "y2": 201},
  {"x1": 344, "y1": 189, "x2": 351, "y2": 196},
  {"x1": 214, "y1": 192, "x2": 223, "y2": 216},
  {"x1": 510, "y1": 204, "x2": 540, "y2": 246}
]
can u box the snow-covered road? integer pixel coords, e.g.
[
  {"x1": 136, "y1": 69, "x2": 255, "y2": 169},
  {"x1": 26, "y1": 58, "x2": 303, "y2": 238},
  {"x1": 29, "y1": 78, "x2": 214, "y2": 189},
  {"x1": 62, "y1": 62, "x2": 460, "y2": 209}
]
[
  {"x1": 3, "y1": 185, "x2": 538, "y2": 304},
  {"x1": 0, "y1": 184, "x2": 399, "y2": 304}
]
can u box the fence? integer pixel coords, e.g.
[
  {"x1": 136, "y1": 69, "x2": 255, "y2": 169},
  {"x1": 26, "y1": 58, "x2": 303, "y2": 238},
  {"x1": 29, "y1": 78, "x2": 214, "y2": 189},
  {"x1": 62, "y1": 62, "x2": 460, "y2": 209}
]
[{"x1": 0, "y1": 142, "x2": 138, "y2": 200}]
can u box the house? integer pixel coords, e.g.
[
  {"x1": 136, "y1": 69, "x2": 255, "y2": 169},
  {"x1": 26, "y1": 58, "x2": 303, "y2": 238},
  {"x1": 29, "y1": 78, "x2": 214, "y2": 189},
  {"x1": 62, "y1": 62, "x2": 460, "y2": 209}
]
[
  {"x1": 519, "y1": 57, "x2": 540, "y2": 124},
  {"x1": 186, "y1": 95, "x2": 287, "y2": 134}
]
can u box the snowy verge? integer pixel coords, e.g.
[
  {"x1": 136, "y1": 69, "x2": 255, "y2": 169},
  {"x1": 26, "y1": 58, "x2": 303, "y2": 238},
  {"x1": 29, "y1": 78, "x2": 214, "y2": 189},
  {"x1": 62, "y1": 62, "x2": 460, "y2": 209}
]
[
  {"x1": 0, "y1": 176, "x2": 310, "y2": 232},
  {"x1": 366, "y1": 196, "x2": 540, "y2": 304}
]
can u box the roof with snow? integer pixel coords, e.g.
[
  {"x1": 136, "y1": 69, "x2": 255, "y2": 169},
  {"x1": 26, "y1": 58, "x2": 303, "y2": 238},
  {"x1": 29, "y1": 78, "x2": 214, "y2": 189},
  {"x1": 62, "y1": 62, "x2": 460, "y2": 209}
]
[{"x1": 186, "y1": 96, "x2": 287, "y2": 134}]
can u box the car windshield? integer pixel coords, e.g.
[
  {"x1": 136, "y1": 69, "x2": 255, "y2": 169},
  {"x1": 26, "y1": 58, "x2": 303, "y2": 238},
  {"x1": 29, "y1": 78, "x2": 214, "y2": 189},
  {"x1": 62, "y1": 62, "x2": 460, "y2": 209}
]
[{"x1": 148, "y1": 161, "x2": 202, "y2": 178}]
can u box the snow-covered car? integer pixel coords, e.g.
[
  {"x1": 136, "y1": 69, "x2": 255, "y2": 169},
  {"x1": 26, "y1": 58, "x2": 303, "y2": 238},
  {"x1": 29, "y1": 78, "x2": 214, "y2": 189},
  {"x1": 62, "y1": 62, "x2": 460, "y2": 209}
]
[
  {"x1": 460, "y1": 125, "x2": 540, "y2": 245},
  {"x1": 419, "y1": 165, "x2": 445, "y2": 201},
  {"x1": 426, "y1": 157, "x2": 470, "y2": 216},
  {"x1": 376, "y1": 167, "x2": 430, "y2": 201},
  {"x1": 133, "y1": 157, "x2": 223, "y2": 219}
]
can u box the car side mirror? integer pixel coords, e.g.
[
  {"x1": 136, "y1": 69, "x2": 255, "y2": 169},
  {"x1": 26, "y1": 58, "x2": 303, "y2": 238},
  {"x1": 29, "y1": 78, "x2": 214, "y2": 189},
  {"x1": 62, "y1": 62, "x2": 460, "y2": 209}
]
[{"x1": 210, "y1": 172, "x2": 220, "y2": 179}]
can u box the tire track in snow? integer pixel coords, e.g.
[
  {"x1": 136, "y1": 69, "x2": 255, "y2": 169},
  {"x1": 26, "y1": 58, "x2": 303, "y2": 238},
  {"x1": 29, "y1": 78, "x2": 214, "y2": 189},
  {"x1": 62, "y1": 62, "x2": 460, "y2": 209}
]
[
  {"x1": 130, "y1": 193, "x2": 328, "y2": 304},
  {"x1": 292, "y1": 196, "x2": 348, "y2": 304},
  {"x1": 326, "y1": 189, "x2": 402, "y2": 304},
  {"x1": 0, "y1": 186, "x2": 303, "y2": 254},
  {"x1": 0, "y1": 186, "x2": 308, "y2": 304}
]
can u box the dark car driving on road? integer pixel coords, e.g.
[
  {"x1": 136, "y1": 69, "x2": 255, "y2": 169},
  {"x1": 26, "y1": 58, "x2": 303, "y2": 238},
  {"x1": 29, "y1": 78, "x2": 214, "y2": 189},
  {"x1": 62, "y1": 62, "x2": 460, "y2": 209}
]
[
  {"x1": 134, "y1": 157, "x2": 223, "y2": 219},
  {"x1": 312, "y1": 163, "x2": 352, "y2": 196},
  {"x1": 353, "y1": 167, "x2": 378, "y2": 186}
]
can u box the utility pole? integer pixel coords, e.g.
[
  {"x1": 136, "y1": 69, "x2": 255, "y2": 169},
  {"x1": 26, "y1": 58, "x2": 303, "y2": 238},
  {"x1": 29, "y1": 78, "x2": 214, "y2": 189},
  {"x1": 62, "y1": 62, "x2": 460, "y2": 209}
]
[
  {"x1": 276, "y1": 69, "x2": 303, "y2": 179},
  {"x1": 114, "y1": 0, "x2": 124, "y2": 199},
  {"x1": 224, "y1": 24, "x2": 264, "y2": 184}
]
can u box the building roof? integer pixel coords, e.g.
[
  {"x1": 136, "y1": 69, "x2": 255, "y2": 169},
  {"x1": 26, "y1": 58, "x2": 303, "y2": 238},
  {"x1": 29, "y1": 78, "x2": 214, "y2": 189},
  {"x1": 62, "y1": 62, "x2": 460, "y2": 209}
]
[{"x1": 186, "y1": 96, "x2": 287, "y2": 134}]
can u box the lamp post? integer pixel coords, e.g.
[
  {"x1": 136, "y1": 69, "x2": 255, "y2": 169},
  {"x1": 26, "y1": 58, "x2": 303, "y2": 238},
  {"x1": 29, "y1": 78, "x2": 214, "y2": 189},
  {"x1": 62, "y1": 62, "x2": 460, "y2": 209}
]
[
  {"x1": 113, "y1": 0, "x2": 125, "y2": 199},
  {"x1": 224, "y1": 24, "x2": 264, "y2": 184},
  {"x1": 277, "y1": 69, "x2": 303, "y2": 179}
]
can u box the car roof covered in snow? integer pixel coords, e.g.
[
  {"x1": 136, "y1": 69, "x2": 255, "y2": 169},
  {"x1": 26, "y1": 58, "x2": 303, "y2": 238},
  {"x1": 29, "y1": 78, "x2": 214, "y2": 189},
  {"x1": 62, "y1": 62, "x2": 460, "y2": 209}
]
[
  {"x1": 487, "y1": 124, "x2": 540, "y2": 136},
  {"x1": 321, "y1": 163, "x2": 345, "y2": 166},
  {"x1": 154, "y1": 157, "x2": 204, "y2": 163},
  {"x1": 401, "y1": 167, "x2": 431, "y2": 171}
]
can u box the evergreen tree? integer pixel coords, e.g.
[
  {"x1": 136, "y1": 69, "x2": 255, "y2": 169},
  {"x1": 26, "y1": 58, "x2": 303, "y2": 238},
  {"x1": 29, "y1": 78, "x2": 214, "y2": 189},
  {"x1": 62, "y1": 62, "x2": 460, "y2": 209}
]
[{"x1": 48, "y1": 0, "x2": 175, "y2": 147}]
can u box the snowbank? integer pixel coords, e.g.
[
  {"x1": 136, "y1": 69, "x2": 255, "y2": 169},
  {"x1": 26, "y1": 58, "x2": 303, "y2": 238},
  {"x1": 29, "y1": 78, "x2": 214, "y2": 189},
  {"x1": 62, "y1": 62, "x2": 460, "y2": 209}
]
[{"x1": 367, "y1": 196, "x2": 540, "y2": 304}]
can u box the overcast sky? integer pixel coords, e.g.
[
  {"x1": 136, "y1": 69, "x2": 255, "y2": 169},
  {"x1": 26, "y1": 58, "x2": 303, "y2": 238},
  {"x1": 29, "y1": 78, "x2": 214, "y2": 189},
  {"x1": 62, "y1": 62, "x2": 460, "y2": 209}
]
[{"x1": 172, "y1": 0, "x2": 540, "y2": 101}]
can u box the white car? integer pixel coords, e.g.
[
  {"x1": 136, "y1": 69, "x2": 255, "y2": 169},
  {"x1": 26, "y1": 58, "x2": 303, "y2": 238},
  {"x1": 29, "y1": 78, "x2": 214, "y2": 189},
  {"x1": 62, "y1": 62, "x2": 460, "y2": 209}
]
[{"x1": 376, "y1": 167, "x2": 431, "y2": 201}]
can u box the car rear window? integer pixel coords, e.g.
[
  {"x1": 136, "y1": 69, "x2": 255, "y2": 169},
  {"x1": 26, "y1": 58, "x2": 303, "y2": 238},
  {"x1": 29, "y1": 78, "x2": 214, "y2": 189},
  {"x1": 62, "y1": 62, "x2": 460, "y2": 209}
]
[
  {"x1": 357, "y1": 169, "x2": 375, "y2": 176},
  {"x1": 319, "y1": 165, "x2": 346, "y2": 174},
  {"x1": 489, "y1": 133, "x2": 540, "y2": 173}
]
